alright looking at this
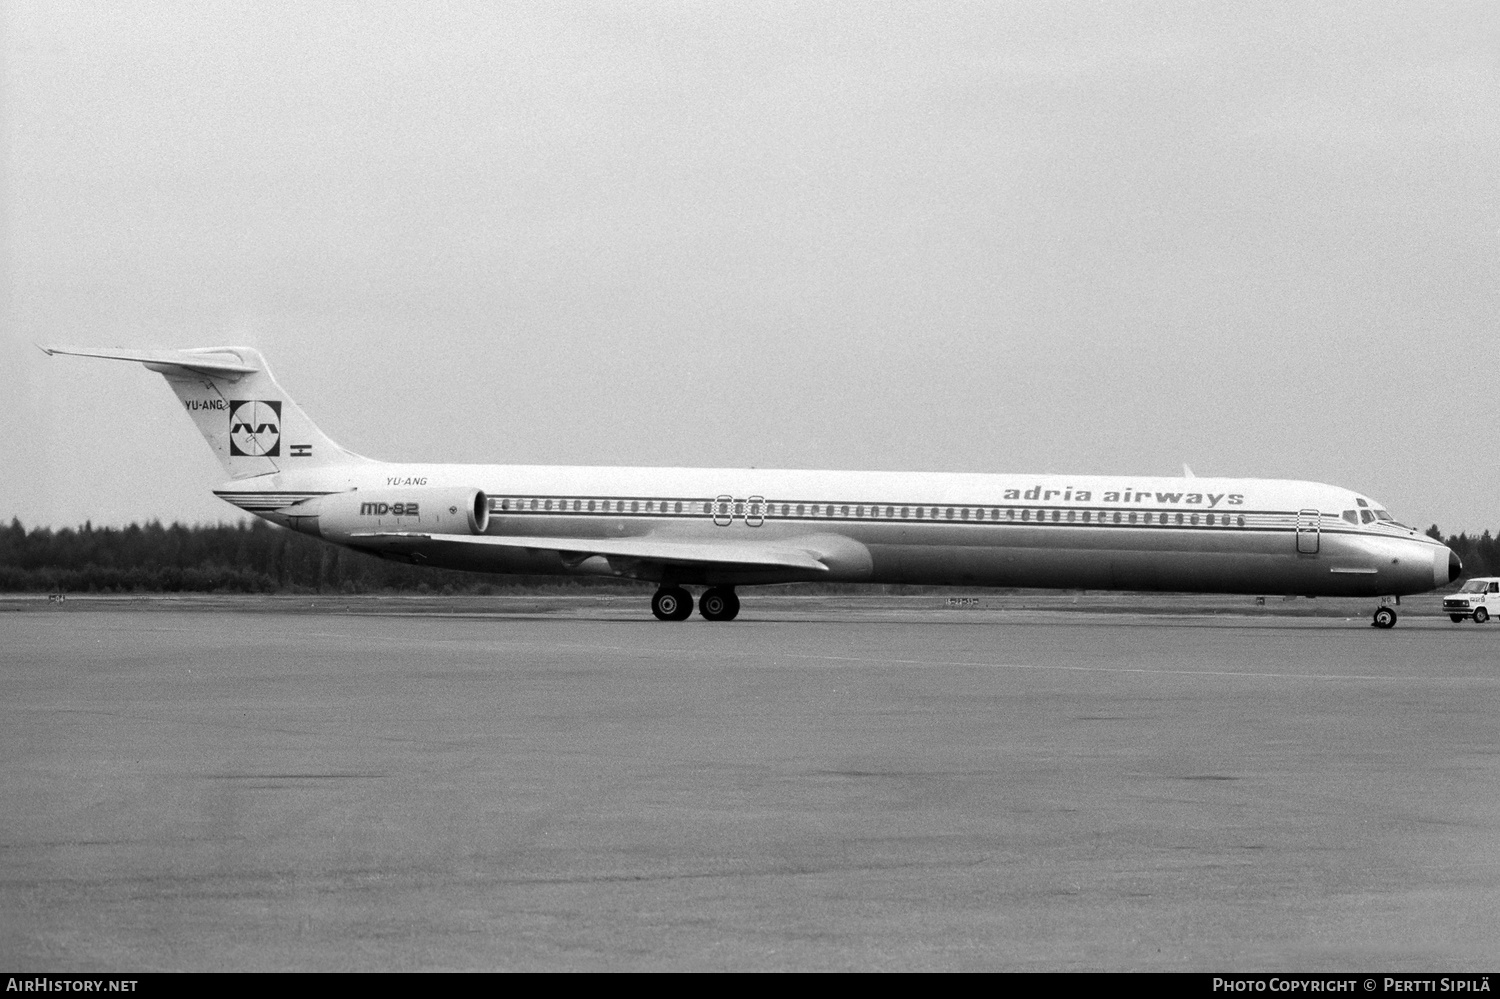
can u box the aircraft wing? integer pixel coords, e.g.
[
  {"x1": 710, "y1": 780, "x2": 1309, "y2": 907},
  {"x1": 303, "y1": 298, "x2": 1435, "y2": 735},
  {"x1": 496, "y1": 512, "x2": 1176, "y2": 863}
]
[{"x1": 347, "y1": 531, "x2": 832, "y2": 573}]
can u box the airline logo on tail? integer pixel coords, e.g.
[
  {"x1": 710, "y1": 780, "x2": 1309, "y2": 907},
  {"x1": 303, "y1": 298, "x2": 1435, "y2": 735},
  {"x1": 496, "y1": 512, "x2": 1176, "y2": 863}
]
[{"x1": 229, "y1": 400, "x2": 281, "y2": 457}]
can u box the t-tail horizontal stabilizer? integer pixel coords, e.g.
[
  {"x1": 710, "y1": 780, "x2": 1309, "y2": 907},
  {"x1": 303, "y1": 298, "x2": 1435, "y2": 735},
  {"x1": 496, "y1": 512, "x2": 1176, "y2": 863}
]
[{"x1": 42, "y1": 345, "x2": 373, "y2": 477}]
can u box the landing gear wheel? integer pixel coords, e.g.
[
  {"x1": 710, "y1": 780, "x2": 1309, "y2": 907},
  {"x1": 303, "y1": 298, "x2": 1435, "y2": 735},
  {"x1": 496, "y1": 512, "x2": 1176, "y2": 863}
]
[
  {"x1": 1475, "y1": 608, "x2": 1489, "y2": 624},
  {"x1": 652, "y1": 587, "x2": 693, "y2": 621},
  {"x1": 1450, "y1": 614, "x2": 1466, "y2": 623},
  {"x1": 1372, "y1": 606, "x2": 1397, "y2": 629},
  {"x1": 699, "y1": 587, "x2": 740, "y2": 621}
]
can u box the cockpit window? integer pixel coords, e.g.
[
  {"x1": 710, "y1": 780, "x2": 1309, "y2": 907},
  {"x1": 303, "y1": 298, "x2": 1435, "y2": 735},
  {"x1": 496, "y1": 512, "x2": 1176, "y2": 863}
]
[
  {"x1": 1459, "y1": 580, "x2": 1489, "y2": 594},
  {"x1": 1342, "y1": 510, "x2": 1358, "y2": 524},
  {"x1": 1360, "y1": 510, "x2": 1375, "y2": 524},
  {"x1": 1356, "y1": 498, "x2": 1369, "y2": 508},
  {"x1": 1374, "y1": 509, "x2": 1393, "y2": 521}
]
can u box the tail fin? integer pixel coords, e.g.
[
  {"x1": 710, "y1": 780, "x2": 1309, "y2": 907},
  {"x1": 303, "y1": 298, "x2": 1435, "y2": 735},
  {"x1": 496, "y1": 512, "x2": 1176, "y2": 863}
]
[{"x1": 41, "y1": 345, "x2": 373, "y2": 478}]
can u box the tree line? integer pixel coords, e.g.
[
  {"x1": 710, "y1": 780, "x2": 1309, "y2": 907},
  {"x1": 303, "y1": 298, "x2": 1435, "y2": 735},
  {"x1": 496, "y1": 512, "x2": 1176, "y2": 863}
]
[
  {"x1": 0, "y1": 518, "x2": 630, "y2": 594},
  {"x1": 1424, "y1": 525, "x2": 1500, "y2": 581},
  {"x1": 2, "y1": 517, "x2": 1497, "y2": 594}
]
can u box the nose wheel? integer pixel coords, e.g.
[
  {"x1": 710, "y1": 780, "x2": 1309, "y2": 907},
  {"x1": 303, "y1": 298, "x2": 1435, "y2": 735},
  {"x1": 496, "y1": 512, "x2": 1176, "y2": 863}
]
[
  {"x1": 1371, "y1": 606, "x2": 1397, "y2": 629},
  {"x1": 651, "y1": 586, "x2": 693, "y2": 621}
]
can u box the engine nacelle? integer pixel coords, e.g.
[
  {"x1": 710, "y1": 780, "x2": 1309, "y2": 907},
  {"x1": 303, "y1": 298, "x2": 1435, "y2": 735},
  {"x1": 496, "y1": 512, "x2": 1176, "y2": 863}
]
[{"x1": 288, "y1": 487, "x2": 489, "y2": 539}]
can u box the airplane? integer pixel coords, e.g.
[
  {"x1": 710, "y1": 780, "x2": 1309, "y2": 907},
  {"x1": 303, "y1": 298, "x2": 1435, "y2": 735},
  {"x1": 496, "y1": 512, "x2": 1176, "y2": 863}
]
[{"x1": 43, "y1": 345, "x2": 1461, "y2": 627}]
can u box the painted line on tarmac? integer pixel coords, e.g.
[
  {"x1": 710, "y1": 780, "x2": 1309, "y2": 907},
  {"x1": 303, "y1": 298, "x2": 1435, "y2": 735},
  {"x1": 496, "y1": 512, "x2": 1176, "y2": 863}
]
[
  {"x1": 774, "y1": 652, "x2": 1436, "y2": 682},
  {"x1": 147, "y1": 628, "x2": 1493, "y2": 685},
  {"x1": 523, "y1": 641, "x2": 1492, "y2": 684},
  {"x1": 358, "y1": 632, "x2": 1494, "y2": 684}
]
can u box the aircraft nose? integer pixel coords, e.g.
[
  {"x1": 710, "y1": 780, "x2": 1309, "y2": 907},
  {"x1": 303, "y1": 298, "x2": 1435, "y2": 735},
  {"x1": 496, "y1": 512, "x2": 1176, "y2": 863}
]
[{"x1": 1449, "y1": 548, "x2": 1463, "y2": 583}]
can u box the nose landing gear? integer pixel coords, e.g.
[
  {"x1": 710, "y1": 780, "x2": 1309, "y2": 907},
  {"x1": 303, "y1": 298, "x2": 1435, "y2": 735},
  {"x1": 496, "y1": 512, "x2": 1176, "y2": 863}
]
[{"x1": 1371, "y1": 606, "x2": 1397, "y2": 629}]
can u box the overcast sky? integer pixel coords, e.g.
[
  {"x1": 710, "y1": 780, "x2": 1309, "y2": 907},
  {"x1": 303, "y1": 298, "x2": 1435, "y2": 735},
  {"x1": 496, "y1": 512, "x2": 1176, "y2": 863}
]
[{"x1": 4, "y1": 2, "x2": 1497, "y2": 532}]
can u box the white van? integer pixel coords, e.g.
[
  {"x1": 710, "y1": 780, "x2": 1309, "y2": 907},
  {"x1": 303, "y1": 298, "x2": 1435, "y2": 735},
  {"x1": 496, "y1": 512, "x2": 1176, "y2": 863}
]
[{"x1": 1443, "y1": 577, "x2": 1500, "y2": 623}]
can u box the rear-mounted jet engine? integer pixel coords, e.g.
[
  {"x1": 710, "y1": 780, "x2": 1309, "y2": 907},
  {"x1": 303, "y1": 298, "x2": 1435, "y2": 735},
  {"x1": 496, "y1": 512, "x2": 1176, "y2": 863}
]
[{"x1": 286, "y1": 487, "x2": 489, "y2": 540}]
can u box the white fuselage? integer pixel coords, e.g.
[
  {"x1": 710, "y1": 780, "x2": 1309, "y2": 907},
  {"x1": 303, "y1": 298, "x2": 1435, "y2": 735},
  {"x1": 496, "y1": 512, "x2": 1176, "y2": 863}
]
[{"x1": 220, "y1": 462, "x2": 1454, "y2": 596}]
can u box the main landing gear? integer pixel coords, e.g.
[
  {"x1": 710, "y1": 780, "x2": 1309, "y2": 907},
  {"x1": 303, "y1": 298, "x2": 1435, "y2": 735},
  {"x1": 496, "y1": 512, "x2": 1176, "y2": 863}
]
[
  {"x1": 650, "y1": 586, "x2": 740, "y2": 621},
  {"x1": 651, "y1": 586, "x2": 693, "y2": 621},
  {"x1": 698, "y1": 587, "x2": 740, "y2": 622}
]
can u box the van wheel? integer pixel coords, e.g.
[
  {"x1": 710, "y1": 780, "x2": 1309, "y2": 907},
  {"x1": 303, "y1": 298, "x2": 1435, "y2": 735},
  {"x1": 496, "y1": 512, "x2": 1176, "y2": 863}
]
[
  {"x1": 1450, "y1": 614, "x2": 1466, "y2": 623},
  {"x1": 1476, "y1": 608, "x2": 1489, "y2": 624}
]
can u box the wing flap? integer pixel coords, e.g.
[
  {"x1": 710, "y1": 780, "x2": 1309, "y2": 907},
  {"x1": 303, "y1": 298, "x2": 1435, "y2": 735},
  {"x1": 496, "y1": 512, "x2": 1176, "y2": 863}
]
[{"x1": 348, "y1": 531, "x2": 831, "y2": 573}]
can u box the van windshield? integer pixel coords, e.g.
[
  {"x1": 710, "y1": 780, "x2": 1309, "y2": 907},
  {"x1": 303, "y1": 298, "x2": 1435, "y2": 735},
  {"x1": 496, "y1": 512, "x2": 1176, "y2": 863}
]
[{"x1": 1458, "y1": 580, "x2": 1489, "y2": 594}]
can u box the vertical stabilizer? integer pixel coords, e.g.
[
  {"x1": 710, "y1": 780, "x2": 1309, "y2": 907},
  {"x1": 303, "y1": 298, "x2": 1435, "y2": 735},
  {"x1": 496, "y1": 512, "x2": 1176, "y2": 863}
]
[{"x1": 42, "y1": 346, "x2": 373, "y2": 478}]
